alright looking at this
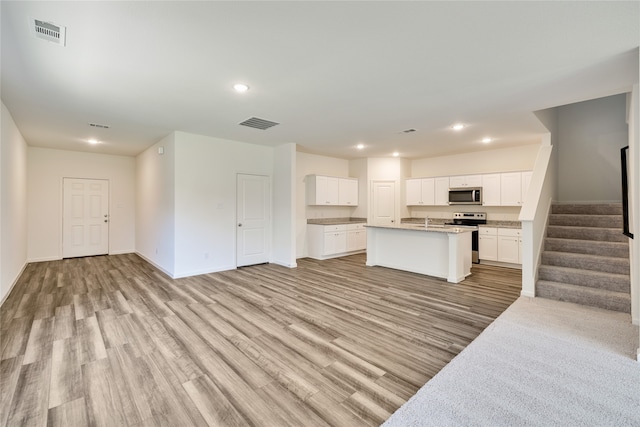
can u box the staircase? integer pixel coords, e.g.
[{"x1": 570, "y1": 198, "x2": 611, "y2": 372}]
[{"x1": 536, "y1": 203, "x2": 631, "y2": 313}]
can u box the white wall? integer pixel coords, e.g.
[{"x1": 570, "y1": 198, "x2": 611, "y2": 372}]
[
  {"x1": 296, "y1": 152, "x2": 352, "y2": 258},
  {"x1": 27, "y1": 147, "x2": 136, "y2": 262},
  {"x1": 411, "y1": 144, "x2": 541, "y2": 177},
  {"x1": 626, "y1": 85, "x2": 639, "y2": 334},
  {"x1": 136, "y1": 134, "x2": 176, "y2": 276},
  {"x1": 557, "y1": 93, "x2": 629, "y2": 203},
  {"x1": 349, "y1": 158, "x2": 368, "y2": 219},
  {"x1": 1, "y1": 103, "x2": 28, "y2": 303},
  {"x1": 173, "y1": 132, "x2": 274, "y2": 278},
  {"x1": 272, "y1": 143, "x2": 296, "y2": 268}
]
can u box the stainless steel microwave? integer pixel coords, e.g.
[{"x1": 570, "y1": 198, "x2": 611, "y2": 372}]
[{"x1": 449, "y1": 187, "x2": 482, "y2": 205}]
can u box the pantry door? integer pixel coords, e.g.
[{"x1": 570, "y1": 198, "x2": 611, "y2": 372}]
[
  {"x1": 371, "y1": 181, "x2": 396, "y2": 225},
  {"x1": 236, "y1": 174, "x2": 271, "y2": 267},
  {"x1": 62, "y1": 178, "x2": 109, "y2": 258}
]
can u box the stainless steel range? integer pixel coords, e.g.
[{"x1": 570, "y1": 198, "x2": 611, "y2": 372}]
[{"x1": 446, "y1": 212, "x2": 487, "y2": 264}]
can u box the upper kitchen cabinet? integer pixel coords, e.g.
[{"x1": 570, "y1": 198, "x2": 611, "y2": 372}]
[
  {"x1": 482, "y1": 174, "x2": 501, "y2": 206},
  {"x1": 434, "y1": 177, "x2": 450, "y2": 206},
  {"x1": 449, "y1": 174, "x2": 482, "y2": 188},
  {"x1": 406, "y1": 178, "x2": 435, "y2": 205},
  {"x1": 338, "y1": 178, "x2": 358, "y2": 206},
  {"x1": 307, "y1": 175, "x2": 358, "y2": 206},
  {"x1": 501, "y1": 172, "x2": 532, "y2": 206}
]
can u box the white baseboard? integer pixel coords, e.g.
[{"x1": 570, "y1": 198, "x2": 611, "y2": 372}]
[
  {"x1": 173, "y1": 264, "x2": 237, "y2": 279},
  {"x1": 272, "y1": 260, "x2": 298, "y2": 268},
  {"x1": 520, "y1": 290, "x2": 535, "y2": 298},
  {"x1": 0, "y1": 261, "x2": 28, "y2": 307},
  {"x1": 109, "y1": 249, "x2": 135, "y2": 255},
  {"x1": 135, "y1": 252, "x2": 175, "y2": 278},
  {"x1": 27, "y1": 255, "x2": 61, "y2": 263}
]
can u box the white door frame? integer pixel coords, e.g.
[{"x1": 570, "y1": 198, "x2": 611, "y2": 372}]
[
  {"x1": 370, "y1": 180, "x2": 397, "y2": 226},
  {"x1": 236, "y1": 173, "x2": 271, "y2": 267},
  {"x1": 62, "y1": 177, "x2": 110, "y2": 258}
]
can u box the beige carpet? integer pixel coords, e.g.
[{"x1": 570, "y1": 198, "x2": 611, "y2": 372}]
[{"x1": 383, "y1": 297, "x2": 640, "y2": 426}]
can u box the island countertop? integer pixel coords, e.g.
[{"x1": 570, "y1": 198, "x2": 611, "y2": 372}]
[{"x1": 366, "y1": 223, "x2": 475, "y2": 234}]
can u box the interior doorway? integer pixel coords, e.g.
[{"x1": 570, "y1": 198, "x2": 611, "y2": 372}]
[
  {"x1": 236, "y1": 174, "x2": 271, "y2": 267},
  {"x1": 371, "y1": 180, "x2": 396, "y2": 225},
  {"x1": 62, "y1": 178, "x2": 109, "y2": 258}
]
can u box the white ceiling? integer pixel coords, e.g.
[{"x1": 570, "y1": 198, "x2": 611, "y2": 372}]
[{"x1": 1, "y1": 1, "x2": 638, "y2": 159}]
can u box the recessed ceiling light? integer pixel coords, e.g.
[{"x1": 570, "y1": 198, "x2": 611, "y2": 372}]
[
  {"x1": 356, "y1": 144, "x2": 364, "y2": 149},
  {"x1": 482, "y1": 137, "x2": 492, "y2": 143},
  {"x1": 88, "y1": 139, "x2": 100, "y2": 145},
  {"x1": 452, "y1": 123, "x2": 465, "y2": 131},
  {"x1": 392, "y1": 152, "x2": 399, "y2": 157},
  {"x1": 233, "y1": 83, "x2": 249, "y2": 93}
]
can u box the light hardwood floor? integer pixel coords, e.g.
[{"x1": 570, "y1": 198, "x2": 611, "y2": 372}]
[{"x1": 1, "y1": 253, "x2": 521, "y2": 426}]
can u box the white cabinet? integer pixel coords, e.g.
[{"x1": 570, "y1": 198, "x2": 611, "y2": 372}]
[
  {"x1": 449, "y1": 174, "x2": 482, "y2": 188},
  {"x1": 482, "y1": 174, "x2": 501, "y2": 206},
  {"x1": 497, "y1": 228, "x2": 521, "y2": 264},
  {"x1": 434, "y1": 177, "x2": 450, "y2": 206},
  {"x1": 347, "y1": 223, "x2": 367, "y2": 252},
  {"x1": 478, "y1": 227, "x2": 498, "y2": 261},
  {"x1": 307, "y1": 175, "x2": 358, "y2": 206},
  {"x1": 308, "y1": 223, "x2": 366, "y2": 259},
  {"x1": 500, "y1": 172, "x2": 522, "y2": 206},
  {"x1": 339, "y1": 178, "x2": 358, "y2": 206},
  {"x1": 406, "y1": 178, "x2": 435, "y2": 206},
  {"x1": 500, "y1": 171, "x2": 531, "y2": 206}
]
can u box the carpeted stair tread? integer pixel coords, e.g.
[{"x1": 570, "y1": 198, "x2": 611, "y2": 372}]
[
  {"x1": 536, "y1": 280, "x2": 631, "y2": 313},
  {"x1": 551, "y1": 204, "x2": 623, "y2": 215},
  {"x1": 544, "y1": 238, "x2": 628, "y2": 258},
  {"x1": 546, "y1": 225, "x2": 627, "y2": 242},
  {"x1": 541, "y1": 251, "x2": 629, "y2": 275},
  {"x1": 548, "y1": 214, "x2": 623, "y2": 228},
  {"x1": 538, "y1": 265, "x2": 629, "y2": 293}
]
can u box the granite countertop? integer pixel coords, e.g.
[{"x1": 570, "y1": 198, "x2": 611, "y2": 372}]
[
  {"x1": 402, "y1": 217, "x2": 521, "y2": 229},
  {"x1": 307, "y1": 217, "x2": 367, "y2": 225},
  {"x1": 481, "y1": 221, "x2": 522, "y2": 229},
  {"x1": 366, "y1": 223, "x2": 474, "y2": 234}
]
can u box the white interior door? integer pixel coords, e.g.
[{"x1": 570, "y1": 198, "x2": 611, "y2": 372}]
[
  {"x1": 371, "y1": 181, "x2": 396, "y2": 225},
  {"x1": 237, "y1": 174, "x2": 270, "y2": 267},
  {"x1": 63, "y1": 178, "x2": 109, "y2": 258}
]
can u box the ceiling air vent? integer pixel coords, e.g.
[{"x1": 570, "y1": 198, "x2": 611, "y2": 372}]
[
  {"x1": 89, "y1": 123, "x2": 110, "y2": 129},
  {"x1": 239, "y1": 117, "x2": 280, "y2": 130},
  {"x1": 32, "y1": 18, "x2": 66, "y2": 46}
]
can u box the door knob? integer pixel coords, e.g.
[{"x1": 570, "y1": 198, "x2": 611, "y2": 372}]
[
  {"x1": 104, "y1": 214, "x2": 108, "y2": 217},
  {"x1": 238, "y1": 223, "x2": 243, "y2": 227}
]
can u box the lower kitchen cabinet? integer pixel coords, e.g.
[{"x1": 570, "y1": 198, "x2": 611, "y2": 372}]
[
  {"x1": 479, "y1": 227, "x2": 522, "y2": 266},
  {"x1": 478, "y1": 227, "x2": 498, "y2": 261},
  {"x1": 497, "y1": 228, "x2": 521, "y2": 264},
  {"x1": 308, "y1": 223, "x2": 366, "y2": 260}
]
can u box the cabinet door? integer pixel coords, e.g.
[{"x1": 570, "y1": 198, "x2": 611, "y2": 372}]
[
  {"x1": 449, "y1": 176, "x2": 466, "y2": 188},
  {"x1": 465, "y1": 175, "x2": 482, "y2": 187},
  {"x1": 482, "y1": 174, "x2": 501, "y2": 206},
  {"x1": 518, "y1": 237, "x2": 523, "y2": 264},
  {"x1": 498, "y1": 235, "x2": 520, "y2": 263},
  {"x1": 479, "y1": 235, "x2": 498, "y2": 261},
  {"x1": 500, "y1": 172, "x2": 522, "y2": 206},
  {"x1": 406, "y1": 179, "x2": 423, "y2": 205},
  {"x1": 347, "y1": 230, "x2": 366, "y2": 251},
  {"x1": 434, "y1": 177, "x2": 450, "y2": 206},
  {"x1": 420, "y1": 178, "x2": 435, "y2": 205},
  {"x1": 339, "y1": 178, "x2": 358, "y2": 206}
]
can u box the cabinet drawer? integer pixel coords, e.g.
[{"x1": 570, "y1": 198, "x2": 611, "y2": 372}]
[
  {"x1": 324, "y1": 224, "x2": 347, "y2": 232},
  {"x1": 478, "y1": 227, "x2": 497, "y2": 236},
  {"x1": 347, "y1": 223, "x2": 366, "y2": 231},
  {"x1": 498, "y1": 228, "x2": 521, "y2": 237}
]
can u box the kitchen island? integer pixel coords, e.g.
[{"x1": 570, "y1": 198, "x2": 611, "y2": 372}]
[{"x1": 366, "y1": 224, "x2": 473, "y2": 283}]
